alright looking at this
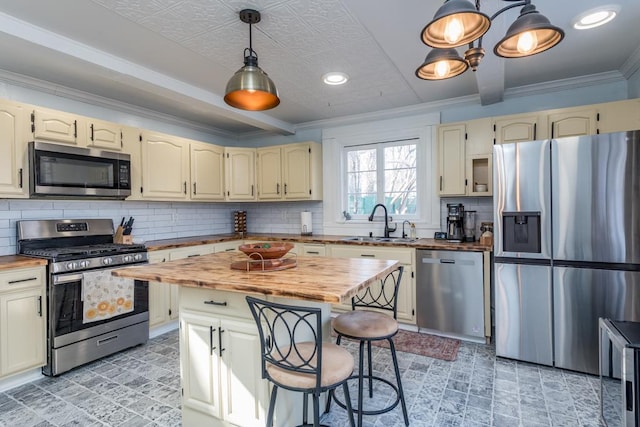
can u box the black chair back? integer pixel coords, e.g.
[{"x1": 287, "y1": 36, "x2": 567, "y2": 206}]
[{"x1": 351, "y1": 266, "x2": 404, "y2": 319}]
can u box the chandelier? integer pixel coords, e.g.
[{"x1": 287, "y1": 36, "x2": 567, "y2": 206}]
[{"x1": 415, "y1": 0, "x2": 564, "y2": 80}]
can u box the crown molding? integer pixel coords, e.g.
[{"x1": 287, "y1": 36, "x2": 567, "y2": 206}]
[{"x1": 621, "y1": 45, "x2": 640, "y2": 79}]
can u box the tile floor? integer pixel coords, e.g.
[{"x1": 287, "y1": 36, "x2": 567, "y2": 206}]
[{"x1": 0, "y1": 330, "x2": 604, "y2": 427}]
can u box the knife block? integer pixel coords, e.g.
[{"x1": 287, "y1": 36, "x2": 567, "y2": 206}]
[{"x1": 114, "y1": 226, "x2": 133, "y2": 244}]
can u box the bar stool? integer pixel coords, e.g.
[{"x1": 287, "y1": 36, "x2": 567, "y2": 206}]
[
  {"x1": 246, "y1": 296, "x2": 356, "y2": 427},
  {"x1": 327, "y1": 266, "x2": 409, "y2": 426}
]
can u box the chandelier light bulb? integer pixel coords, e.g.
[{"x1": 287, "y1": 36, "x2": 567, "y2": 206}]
[
  {"x1": 444, "y1": 17, "x2": 465, "y2": 44},
  {"x1": 435, "y1": 60, "x2": 451, "y2": 78},
  {"x1": 516, "y1": 31, "x2": 538, "y2": 54}
]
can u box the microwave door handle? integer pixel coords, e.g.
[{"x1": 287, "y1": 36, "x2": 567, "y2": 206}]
[{"x1": 623, "y1": 347, "x2": 636, "y2": 414}]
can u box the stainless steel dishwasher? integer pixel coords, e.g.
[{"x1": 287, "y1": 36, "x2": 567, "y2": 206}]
[{"x1": 416, "y1": 249, "x2": 484, "y2": 340}]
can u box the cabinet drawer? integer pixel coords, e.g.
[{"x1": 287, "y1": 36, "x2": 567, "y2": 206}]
[
  {"x1": 0, "y1": 268, "x2": 45, "y2": 292},
  {"x1": 329, "y1": 245, "x2": 413, "y2": 265},
  {"x1": 180, "y1": 287, "x2": 255, "y2": 319},
  {"x1": 170, "y1": 245, "x2": 215, "y2": 260}
]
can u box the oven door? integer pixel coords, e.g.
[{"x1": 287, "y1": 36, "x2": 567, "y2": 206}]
[
  {"x1": 29, "y1": 141, "x2": 131, "y2": 198},
  {"x1": 50, "y1": 266, "x2": 148, "y2": 348},
  {"x1": 600, "y1": 318, "x2": 640, "y2": 427}
]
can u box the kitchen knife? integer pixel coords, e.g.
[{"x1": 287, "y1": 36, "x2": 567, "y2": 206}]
[{"x1": 120, "y1": 217, "x2": 125, "y2": 227}]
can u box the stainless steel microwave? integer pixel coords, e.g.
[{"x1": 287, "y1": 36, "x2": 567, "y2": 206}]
[
  {"x1": 600, "y1": 318, "x2": 640, "y2": 427},
  {"x1": 28, "y1": 141, "x2": 131, "y2": 199}
]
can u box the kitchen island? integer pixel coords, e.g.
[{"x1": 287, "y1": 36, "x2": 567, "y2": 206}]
[{"x1": 113, "y1": 251, "x2": 399, "y2": 427}]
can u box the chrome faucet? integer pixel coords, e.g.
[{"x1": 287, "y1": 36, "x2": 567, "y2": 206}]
[{"x1": 368, "y1": 204, "x2": 397, "y2": 238}]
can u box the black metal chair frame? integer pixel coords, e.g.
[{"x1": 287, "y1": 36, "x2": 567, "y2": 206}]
[
  {"x1": 327, "y1": 266, "x2": 409, "y2": 426},
  {"x1": 246, "y1": 295, "x2": 356, "y2": 427}
]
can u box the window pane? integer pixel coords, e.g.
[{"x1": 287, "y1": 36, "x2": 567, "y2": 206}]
[
  {"x1": 346, "y1": 149, "x2": 376, "y2": 215},
  {"x1": 384, "y1": 144, "x2": 417, "y2": 215}
]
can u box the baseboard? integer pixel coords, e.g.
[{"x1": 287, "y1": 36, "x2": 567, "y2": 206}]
[
  {"x1": 149, "y1": 320, "x2": 179, "y2": 339},
  {"x1": 0, "y1": 368, "x2": 44, "y2": 393}
]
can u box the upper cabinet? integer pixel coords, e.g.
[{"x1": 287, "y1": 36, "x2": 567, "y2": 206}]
[
  {"x1": 494, "y1": 114, "x2": 541, "y2": 144},
  {"x1": 0, "y1": 100, "x2": 28, "y2": 198},
  {"x1": 256, "y1": 142, "x2": 322, "y2": 201},
  {"x1": 190, "y1": 141, "x2": 225, "y2": 201},
  {"x1": 31, "y1": 107, "x2": 84, "y2": 145},
  {"x1": 547, "y1": 107, "x2": 599, "y2": 138},
  {"x1": 85, "y1": 118, "x2": 123, "y2": 151},
  {"x1": 139, "y1": 132, "x2": 190, "y2": 200},
  {"x1": 225, "y1": 147, "x2": 256, "y2": 201},
  {"x1": 437, "y1": 124, "x2": 466, "y2": 196},
  {"x1": 599, "y1": 99, "x2": 640, "y2": 133}
]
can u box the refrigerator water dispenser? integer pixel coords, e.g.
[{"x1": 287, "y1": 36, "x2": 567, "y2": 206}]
[{"x1": 503, "y1": 212, "x2": 541, "y2": 253}]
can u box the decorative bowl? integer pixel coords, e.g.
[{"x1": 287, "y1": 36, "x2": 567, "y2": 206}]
[{"x1": 238, "y1": 242, "x2": 294, "y2": 260}]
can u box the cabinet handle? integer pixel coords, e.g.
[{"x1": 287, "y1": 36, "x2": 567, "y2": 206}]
[
  {"x1": 73, "y1": 120, "x2": 77, "y2": 138},
  {"x1": 284, "y1": 183, "x2": 287, "y2": 195},
  {"x1": 533, "y1": 123, "x2": 537, "y2": 140},
  {"x1": 37, "y1": 295, "x2": 42, "y2": 317},
  {"x1": 210, "y1": 327, "x2": 217, "y2": 355},
  {"x1": 193, "y1": 183, "x2": 197, "y2": 195},
  {"x1": 187, "y1": 254, "x2": 201, "y2": 258},
  {"x1": 224, "y1": 248, "x2": 235, "y2": 252},
  {"x1": 360, "y1": 254, "x2": 375, "y2": 258},
  {"x1": 18, "y1": 168, "x2": 23, "y2": 188},
  {"x1": 276, "y1": 183, "x2": 280, "y2": 195},
  {"x1": 204, "y1": 300, "x2": 228, "y2": 307},
  {"x1": 8, "y1": 277, "x2": 38, "y2": 285},
  {"x1": 184, "y1": 181, "x2": 187, "y2": 194},
  {"x1": 306, "y1": 251, "x2": 320, "y2": 255},
  {"x1": 90, "y1": 124, "x2": 95, "y2": 141},
  {"x1": 219, "y1": 328, "x2": 225, "y2": 356},
  {"x1": 440, "y1": 176, "x2": 443, "y2": 191}
]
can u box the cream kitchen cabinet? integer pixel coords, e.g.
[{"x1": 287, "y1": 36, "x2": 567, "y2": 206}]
[
  {"x1": 213, "y1": 241, "x2": 242, "y2": 253},
  {"x1": 190, "y1": 141, "x2": 225, "y2": 201},
  {"x1": 180, "y1": 288, "x2": 268, "y2": 427},
  {"x1": 493, "y1": 113, "x2": 541, "y2": 144},
  {"x1": 0, "y1": 266, "x2": 46, "y2": 378},
  {"x1": 30, "y1": 107, "x2": 84, "y2": 145},
  {"x1": 599, "y1": 99, "x2": 640, "y2": 133},
  {"x1": 548, "y1": 107, "x2": 599, "y2": 138},
  {"x1": 225, "y1": 147, "x2": 256, "y2": 201},
  {"x1": 327, "y1": 245, "x2": 415, "y2": 324},
  {"x1": 299, "y1": 243, "x2": 326, "y2": 256},
  {"x1": 256, "y1": 146, "x2": 282, "y2": 200},
  {"x1": 437, "y1": 124, "x2": 466, "y2": 196},
  {"x1": 0, "y1": 100, "x2": 29, "y2": 198},
  {"x1": 85, "y1": 118, "x2": 123, "y2": 151},
  {"x1": 139, "y1": 132, "x2": 190, "y2": 200}
]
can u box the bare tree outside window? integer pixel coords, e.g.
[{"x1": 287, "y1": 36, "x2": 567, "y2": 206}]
[{"x1": 345, "y1": 141, "x2": 417, "y2": 217}]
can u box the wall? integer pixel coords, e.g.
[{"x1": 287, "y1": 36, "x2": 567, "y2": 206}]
[
  {"x1": 1, "y1": 199, "x2": 324, "y2": 256},
  {"x1": 629, "y1": 68, "x2": 640, "y2": 99}
]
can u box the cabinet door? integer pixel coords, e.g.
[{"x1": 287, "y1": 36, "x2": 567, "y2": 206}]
[
  {"x1": 225, "y1": 148, "x2": 256, "y2": 200},
  {"x1": 256, "y1": 146, "x2": 282, "y2": 200},
  {"x1": 191, "y1": 141, "x2": 225, "y2": 201},
  {"x1": 466, "y1": 155, "x2": 492, "y2": 196},
  {"x1": 31, "y1": 108, "x2": 82, "y2": 145},
  {"x1": 599, "y1": 99, "x2": 640, "y2": 133},
  {"x1": 0, "y1": 287, "x2": 45, "y2": 376},
  {"x1": 140, "y1": 132, "x2": 189, "y2": 200},
  {"x1": 148, "y1": 251, "x2": 170, "y2": 328},
  {"x1": 548, "y1": 108, "x2": 598, "y2": 138},
  {"x1": 494, "y1": 115, "x2": 539, "y2": 144},
  {"x1": 282, "y1": 144, "x2": 312, "y2": 199},
  {"x1": 220, "y1": 318, "x2": 267, "y2": 427},
  {"x1": 0, "y1": 101, "x2": 28, "y2": 197},
  {"x1": 86, "y1": 119, "x2": 122, "y2": 151},
  {"x1": 180, "y1": 310, "x2": 221, "y2": 417},
  {"x1": 438, "y1": 124, "x2": 466, "y2": 196}
]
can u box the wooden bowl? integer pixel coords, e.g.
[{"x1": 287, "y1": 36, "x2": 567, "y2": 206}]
[{"x1": 238, "y1": 242, "x2": 294, "y2": 260}]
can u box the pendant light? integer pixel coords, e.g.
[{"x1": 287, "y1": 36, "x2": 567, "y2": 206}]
[
  {"x1": 224, "y1": 9, "x2": 280, "y2": 111},
  {"x1": 416, "y1": 0, "x2": 564, "y2": 80}
]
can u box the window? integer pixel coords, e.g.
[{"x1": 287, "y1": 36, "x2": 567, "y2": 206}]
[{"x1": 344, "y1": 139, "x2": 417, "y2": 218}]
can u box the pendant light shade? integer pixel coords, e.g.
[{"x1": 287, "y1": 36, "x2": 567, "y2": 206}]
[
  {"x1": 494, "y1": 4, "x2": 564, "y2": 58},
  {"x1": 421, "y1": 0, "x2": 491, "y2": 48},
  {"x1": 415, "y1": 48, "x2": 469, "y2": 80},
  {"x1": 224, "y1": 9, "x2": 280, "y2": 111}
]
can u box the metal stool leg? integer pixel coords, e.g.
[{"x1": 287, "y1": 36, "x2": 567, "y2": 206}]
[
  {"x1": 303, "y1": 392, "x2": 309, "y2": 425},
  {"x1": 357, "y1": 339, "x2": 365, "y2": 427},
  {"x1": 312, "y1": 393, "x2": 320, "y2": 427},
  {"x1": 267, "y1": 385, "x2": 278, "y2": 427},
  {"x1": 366, "y1": 340, "x2": 373, "y2": 398},
  {"x1": 342, "y1": 381, "x2": 356, "y2": 427},
  {"x1": 389, "y1": 338, "x2": 409, "y2": 426}
]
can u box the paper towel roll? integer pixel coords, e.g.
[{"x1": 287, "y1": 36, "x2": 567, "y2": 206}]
[{"x1": 301, "y1": 211, "x2": 313, "y2": 235}]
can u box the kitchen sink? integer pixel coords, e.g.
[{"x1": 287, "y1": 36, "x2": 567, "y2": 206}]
[{"x1": 341, "y1": 236, "x2": 417, "y2": 243}]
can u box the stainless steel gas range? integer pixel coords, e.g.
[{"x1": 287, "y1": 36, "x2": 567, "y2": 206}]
[{"x1": 17, "y1": 218, "x2": 149, "y2": 376}]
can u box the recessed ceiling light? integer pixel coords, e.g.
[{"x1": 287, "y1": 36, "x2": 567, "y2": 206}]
[
  {"x1": 572, "y1": 5, "x2": 619, "y2": 30},
  {"x1": 322, "y1": 72, "x2": 349, "y2": 85}
]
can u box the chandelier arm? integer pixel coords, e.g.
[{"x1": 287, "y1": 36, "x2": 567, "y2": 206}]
[{"x1": 476, "y1": 0, "x2": 530, "y2": 49}]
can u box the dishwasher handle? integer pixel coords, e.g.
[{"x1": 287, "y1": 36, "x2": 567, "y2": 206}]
[{"x1": 421, "y1": 257, "x2": 476, "y2": 266}]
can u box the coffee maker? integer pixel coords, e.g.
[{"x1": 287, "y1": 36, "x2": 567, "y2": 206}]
[{"x1": 446, "y1": 203, "x2": 464, "y2": 242}]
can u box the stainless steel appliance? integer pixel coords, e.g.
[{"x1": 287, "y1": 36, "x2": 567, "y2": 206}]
[
  {"x1": 463, "y1": 210, "x2": 476, "y2": 242},
  {"x1": 17, "y1": 219, "x2": 149, "y2": 376},
  {"x1": 28, "y1": 141, "x2": 131, "y2": 199},
  {"x1": 446, "y1": 203, "x2": 464, "y2": 242},
  {"x1": 494, "y1": 131, "x2": 640, "y2": 374},
  {"x1": 416, "y1": 249, "x2": 484, "y2": 340},
  {"x1": 600, "y1": 318, "x2": 640, "y2": 426}
]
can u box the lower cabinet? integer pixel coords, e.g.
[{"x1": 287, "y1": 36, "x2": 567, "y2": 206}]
[
  {"x1": 179, "y1": 288, "x2": 269, "y2": 427},
  {"x1": 0, "y1": 266, "x2": 46, "y2": 378},
  {"x1": 327, "y1": 245, "x2": 416, "y2": 324}
]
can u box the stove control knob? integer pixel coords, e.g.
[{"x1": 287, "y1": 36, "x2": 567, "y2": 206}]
[
  {"x1": 102, "y1": 257, "x2": 113, "y2": 265},
  {"x1": 79, "y1": 260, "x2": 89, "y2": 268},
  {"x1": 134, "y1": 253, "x2": 143, "y2": 261},
  {"x1": 66, "y1": 262, "x2": 77, "y2": 270},
  {"x1": 123, "y1": 255, "x2": 132, "y2": 263}
]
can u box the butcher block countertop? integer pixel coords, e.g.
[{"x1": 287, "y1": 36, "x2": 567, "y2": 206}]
[
  {"x1": 0, "y1": 255, "x2": 48, "y2": 271},
  {"x1": 145, "y1": 233, "x2": 492, "y2": 252},
  {"x1": 112, "y1": 251, "x2": 400, "y2": 304}
]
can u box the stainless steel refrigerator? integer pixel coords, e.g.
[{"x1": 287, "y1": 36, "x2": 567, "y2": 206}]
[{"x1": 493, "y1": 130, "x2": 640, "y2": 375}]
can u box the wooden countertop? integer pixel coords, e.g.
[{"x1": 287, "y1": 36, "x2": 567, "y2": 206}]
[
  {"x1": 0, "y1": 255, "x2": 48, "y2": 271},
  {"x1": 112, "y1": 251, "x2": 400, "y2": 304},
  {"x1": 145, "y1": 233, "x2": 492, "y2": 252}
]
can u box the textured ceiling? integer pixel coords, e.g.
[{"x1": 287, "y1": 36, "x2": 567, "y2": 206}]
[{"x1": 0, "y1": 0, "x2": 637, "y2": 137}]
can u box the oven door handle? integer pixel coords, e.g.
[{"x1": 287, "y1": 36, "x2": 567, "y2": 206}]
[{"x1": 53, "y1": 273, "x2": 84, "y2": 285}]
